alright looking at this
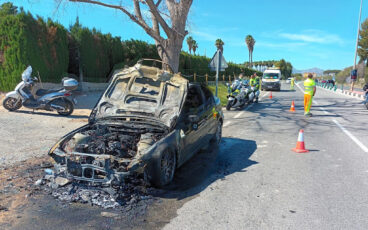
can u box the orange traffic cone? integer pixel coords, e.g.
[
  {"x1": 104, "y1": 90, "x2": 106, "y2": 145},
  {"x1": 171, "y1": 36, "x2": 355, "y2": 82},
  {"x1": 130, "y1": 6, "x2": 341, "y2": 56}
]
[
  {"x1": 269, "y1": 91, "x2": 273, "y2": 99},
  {"x1": 292, "y1": 129, "x2": 309, "y2": 153},
  {"x1": 289, "y1": 100, "x2": 295, "y2": 112}
]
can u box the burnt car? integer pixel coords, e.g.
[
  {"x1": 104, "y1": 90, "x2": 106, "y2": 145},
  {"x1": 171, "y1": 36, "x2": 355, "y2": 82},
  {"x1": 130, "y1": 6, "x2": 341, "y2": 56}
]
[{"x1": 49, "y1": 62, "x2": 224, "y2": 188}]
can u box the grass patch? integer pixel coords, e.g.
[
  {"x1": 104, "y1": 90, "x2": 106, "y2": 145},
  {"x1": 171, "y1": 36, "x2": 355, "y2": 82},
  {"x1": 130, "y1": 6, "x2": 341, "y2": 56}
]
[{"x1": 207, "y1": 84, "x2": 229, "y2": 106}]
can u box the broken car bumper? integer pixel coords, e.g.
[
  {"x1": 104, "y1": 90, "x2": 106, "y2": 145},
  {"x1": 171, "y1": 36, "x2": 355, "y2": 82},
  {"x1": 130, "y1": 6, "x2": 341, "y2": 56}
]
[{"x1": 52, "y1": 148, "x2": 135, "y2": 185}]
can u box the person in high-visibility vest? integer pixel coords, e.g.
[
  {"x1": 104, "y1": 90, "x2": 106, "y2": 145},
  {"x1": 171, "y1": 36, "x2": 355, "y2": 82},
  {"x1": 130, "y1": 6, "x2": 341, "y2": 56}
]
[
  {"x1": 290, "y1": 77, "x2": 295, "y2": 90},
  {"x1": 304, "y1": 73, "x2": 316, "y2": 116},
  {"x1": 250, "y1": 73, "x2": 260, "y2": 103}
]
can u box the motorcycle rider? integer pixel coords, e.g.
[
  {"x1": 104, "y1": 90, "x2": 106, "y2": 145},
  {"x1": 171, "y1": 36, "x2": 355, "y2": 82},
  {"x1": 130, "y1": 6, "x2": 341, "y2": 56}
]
[
  {"x1": 250, "y1": 73, "x2": 260, "y2": 103},
  {"x1": 231, "y1": 77, "x2": 242, "y2": 92}
]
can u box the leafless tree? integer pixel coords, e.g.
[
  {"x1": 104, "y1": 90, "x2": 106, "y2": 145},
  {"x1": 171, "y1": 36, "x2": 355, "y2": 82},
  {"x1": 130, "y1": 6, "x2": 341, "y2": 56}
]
[{"x1": 56, "y1": 0, "x2": 193, "y2": 72}]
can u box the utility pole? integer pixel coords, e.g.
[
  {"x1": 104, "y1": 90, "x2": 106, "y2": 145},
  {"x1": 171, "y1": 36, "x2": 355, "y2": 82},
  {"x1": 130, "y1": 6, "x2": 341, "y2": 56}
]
[{"x1": 352, "y1": 0, "x2": 363, "y2": 91}]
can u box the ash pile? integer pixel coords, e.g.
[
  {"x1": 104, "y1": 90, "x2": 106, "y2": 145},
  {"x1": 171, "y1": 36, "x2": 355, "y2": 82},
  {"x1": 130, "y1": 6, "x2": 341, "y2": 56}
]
[{"x1": 35, "y1": 169, "x2": 156, "y2": 211}]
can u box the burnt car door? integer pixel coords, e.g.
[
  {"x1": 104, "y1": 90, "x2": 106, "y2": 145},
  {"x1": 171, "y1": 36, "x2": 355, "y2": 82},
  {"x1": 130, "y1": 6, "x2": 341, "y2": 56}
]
[
  {"x1": 200, "y1": 85, "x2": 217, "y2": 142},
  {"x1": 178, "y1": 84, "x2": 207, "y2": 164}
]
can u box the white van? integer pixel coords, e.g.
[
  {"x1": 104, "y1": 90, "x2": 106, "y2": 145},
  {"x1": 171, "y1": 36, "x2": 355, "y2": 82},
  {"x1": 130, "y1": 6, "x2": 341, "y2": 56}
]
[{"x1": 262, "y1": 68, "x2": 281, "y2": 91}]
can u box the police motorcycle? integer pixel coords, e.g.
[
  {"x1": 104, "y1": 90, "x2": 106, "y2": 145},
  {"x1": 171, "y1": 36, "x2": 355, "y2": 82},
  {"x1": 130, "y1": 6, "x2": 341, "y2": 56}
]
[
  {"x1": 2, "y1": 66, "x2": 78, "y2": 116},
  {"x1": 250, "y1": 85, "x2": 260, "y2": 103},
  {"x1": 226, "y1": 79, "x2": 253, "y2": 110}
]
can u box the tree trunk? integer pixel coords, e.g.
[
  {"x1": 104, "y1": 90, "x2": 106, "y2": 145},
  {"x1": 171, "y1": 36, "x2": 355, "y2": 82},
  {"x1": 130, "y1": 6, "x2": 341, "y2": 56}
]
[
  {"x1": 250, "y1": 52, "x2": 252, "y2": 68},
  {"x1": 248, "y1": 51, "x2": 250, "y2": 68},
  {"x1": 156, "y1": 36, "x2": 183, "y2": 73}
]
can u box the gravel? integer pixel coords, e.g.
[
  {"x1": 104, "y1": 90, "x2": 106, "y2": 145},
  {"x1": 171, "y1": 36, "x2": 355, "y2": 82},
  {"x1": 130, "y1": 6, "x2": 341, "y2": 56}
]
[{"x1": 0, "y1": 91, "x2": 102, "y2": 168}]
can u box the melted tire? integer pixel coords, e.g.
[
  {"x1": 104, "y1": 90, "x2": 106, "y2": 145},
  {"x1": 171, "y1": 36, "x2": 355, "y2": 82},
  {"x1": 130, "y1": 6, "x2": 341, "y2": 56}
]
[
  {"x1": 147, "y1": 149, "x2": 176, "y2": 188},
  {"x1": 211, "y1": 121, "x2": 222, "y2": 146}
]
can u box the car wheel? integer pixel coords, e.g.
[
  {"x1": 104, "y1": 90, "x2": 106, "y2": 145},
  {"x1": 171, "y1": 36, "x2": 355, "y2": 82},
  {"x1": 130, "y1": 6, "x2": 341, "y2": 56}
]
[
  {"x1": 3, "y1": 97, "x2": 22, "y2": 111},
  {"x1": 211, "y1": 121, "x2": 222, "y2": 146},
  {"x1": 148, "y1": 149, "x2": 176, "y2": 188}
]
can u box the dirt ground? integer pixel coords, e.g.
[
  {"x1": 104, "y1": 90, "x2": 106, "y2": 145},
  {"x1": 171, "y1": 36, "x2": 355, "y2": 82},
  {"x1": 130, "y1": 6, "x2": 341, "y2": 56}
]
[
  {"x1": 0, "y1": 143, "x2": 222, "y2": 230},
  {"x1": 0, "y1": 92, "x2": 102, "y2": 168},
  {"x1": 0, "y1": 91, "x2": 229, "y2": 229}
]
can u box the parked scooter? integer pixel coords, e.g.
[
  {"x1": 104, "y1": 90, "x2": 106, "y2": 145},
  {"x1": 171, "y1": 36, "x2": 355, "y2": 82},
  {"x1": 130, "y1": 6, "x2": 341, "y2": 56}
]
[
  {"x1": 226, "y1": 80, "x2": 252, "y2": 110},
  {"x1": 2, "y1": 66, "x2": 78, "y2": 116}
]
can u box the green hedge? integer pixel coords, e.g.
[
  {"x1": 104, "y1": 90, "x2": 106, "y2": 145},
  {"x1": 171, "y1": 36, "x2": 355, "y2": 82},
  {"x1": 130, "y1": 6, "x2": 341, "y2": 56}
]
[
  {"x1": 0, "y1": 2, "x2": 267, "y2": 92},
  {"x1": 0, "y1": 10, "x2": 69, "y2": 91},
  {"x1": 69, "y1": 20, "x2": 125, "y2": 82}
]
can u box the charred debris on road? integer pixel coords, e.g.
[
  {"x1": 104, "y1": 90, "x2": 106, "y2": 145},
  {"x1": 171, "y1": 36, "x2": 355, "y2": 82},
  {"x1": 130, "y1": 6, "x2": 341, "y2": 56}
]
[{"x1": 35, "y1": 166, "x2": 158, "y2": 211}]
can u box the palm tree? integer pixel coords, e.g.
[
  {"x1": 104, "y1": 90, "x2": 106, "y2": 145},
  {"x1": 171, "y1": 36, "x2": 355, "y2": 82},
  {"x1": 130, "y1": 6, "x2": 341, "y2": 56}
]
[
  {"x1": 245, "y1": 35, "x2": 256, "y2": 68},
  {"x1": 186, "y1": 36, "x2": 194, "y2": 54},
  {"x1": 215, "y1": 39, "x2": 224, "y2": 53},
  {"x1": 192, "y1": 40, "x2": 198, "y2": 55}
]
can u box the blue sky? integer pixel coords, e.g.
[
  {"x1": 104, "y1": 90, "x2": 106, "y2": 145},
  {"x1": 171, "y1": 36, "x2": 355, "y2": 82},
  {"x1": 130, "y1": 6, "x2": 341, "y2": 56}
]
[{"x1": 4, "y1": 0, "x2": 367, "y2": 70}]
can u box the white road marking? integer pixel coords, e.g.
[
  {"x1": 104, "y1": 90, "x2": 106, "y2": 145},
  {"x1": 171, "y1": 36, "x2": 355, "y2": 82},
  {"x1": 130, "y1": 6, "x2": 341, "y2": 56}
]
[
  {"x1": 295, "y1": 82, "x2": 304, "y2": 93},
  {"x1": 296, "y1": 82, "x2": 368, "y2": 153},
  {"x1": 313, "y1": 100, "x2": 329, "y2": 114},
  {"x1": 332, "y1": 119, "x2": 368, "y2": 153},
  {"x1": 234, "y1": 110, "x2": 246, "y2": 119},
  {"x1": 223, "y1": 121, "x2": 231, "y2": 127}
]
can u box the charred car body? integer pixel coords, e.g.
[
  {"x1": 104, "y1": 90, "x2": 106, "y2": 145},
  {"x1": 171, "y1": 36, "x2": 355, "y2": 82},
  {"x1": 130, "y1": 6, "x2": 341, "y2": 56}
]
[{"x1": 49, "y1": 62, "x2": 223, "y2": 187}]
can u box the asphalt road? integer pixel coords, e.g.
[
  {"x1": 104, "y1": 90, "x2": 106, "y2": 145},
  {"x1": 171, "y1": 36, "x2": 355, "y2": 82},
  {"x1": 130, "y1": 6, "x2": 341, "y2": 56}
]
[
  {"x1": 164, "y1": 83, "x2": 368, "y2": 229},
  {"x1": 2, "y1": 83, "x2": 368, "y2": 229}
]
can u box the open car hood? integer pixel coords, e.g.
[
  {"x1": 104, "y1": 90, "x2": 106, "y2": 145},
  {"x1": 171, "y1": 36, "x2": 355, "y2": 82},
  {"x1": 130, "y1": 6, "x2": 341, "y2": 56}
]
[{"x1": 90, "y1": 63, "x2": 188, "y2": 127}]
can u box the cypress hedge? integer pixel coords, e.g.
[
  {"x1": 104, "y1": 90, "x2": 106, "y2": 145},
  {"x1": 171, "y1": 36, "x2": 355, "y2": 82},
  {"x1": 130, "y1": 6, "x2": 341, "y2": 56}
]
[
  {"x1": 0, "y1": 9, "x2": 69, "y2": 91},
  {"x1": 0, "y1": 2, "x2": 264, "y2": 92}
]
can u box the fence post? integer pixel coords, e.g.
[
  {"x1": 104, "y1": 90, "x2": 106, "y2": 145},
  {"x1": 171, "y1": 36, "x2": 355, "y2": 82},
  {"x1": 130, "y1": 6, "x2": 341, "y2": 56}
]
[
  {"x1": 228, "y1": 75, "x2": 231, "y2": 82},
  {"x1": 194, "y1": 73, "x2": 196, "y2": 82},
  {"x1": 205, "y1": 73, "x2": 208, "y2": 84},
  {"x1": 222, "y1": 74, "x2": 225, "y2": 82}
]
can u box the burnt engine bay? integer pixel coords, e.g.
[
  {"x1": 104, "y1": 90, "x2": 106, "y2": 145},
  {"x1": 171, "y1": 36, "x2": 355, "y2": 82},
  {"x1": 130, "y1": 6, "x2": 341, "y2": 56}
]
[{"x1": 56, "y1": 123, "x2": 167, "y2": 181}]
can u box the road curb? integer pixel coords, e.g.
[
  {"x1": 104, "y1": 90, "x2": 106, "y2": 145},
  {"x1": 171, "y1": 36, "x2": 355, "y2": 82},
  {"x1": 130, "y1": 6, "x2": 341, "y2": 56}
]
[{"x1": 316, "y1": 85, "x2": 364, "y2": 100}]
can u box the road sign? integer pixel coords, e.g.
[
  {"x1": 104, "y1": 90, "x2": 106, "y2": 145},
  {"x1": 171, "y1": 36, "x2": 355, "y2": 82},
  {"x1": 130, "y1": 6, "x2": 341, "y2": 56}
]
[
  {"x1": 209, "y1": 50, "x2": 228, "y2": 71},
  {"x1": 208, "y1": 50, "x2": 228, "y2": 97}
]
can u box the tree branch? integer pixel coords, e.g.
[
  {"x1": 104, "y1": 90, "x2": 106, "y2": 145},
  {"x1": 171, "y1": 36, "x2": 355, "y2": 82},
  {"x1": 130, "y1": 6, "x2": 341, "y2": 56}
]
[
  {"x1": 133, "y1": 0, "x2": 143, "y2": 21},
  {"x1": 68, "y1": 0, "x2": 164, "y2": 42},
  {"x1": 151, "y1": 11, "x2": 160, "y2": 37},
  {"x1": 145, "y1": 0, "x2": 172, "y2": 38},
  {"x1": 155, "y1": 0, "x2": 162, "y2": 7}
]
